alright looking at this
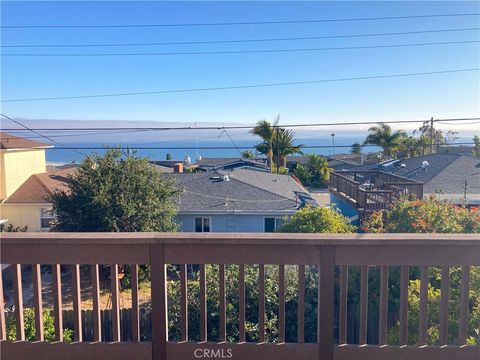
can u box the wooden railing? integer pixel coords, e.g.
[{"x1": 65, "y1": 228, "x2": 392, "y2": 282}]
[
  {"x1": 330, "y1": 171, "x2": 422, "y2": 211},
  {"x1": 1, "y1": 233, "x2": 479, "y2": 360}
]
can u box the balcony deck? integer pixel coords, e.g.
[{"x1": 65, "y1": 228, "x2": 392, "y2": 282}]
[
  {"x1": 1, "y1": 232, "x2": 479, "y2": 360},
  {"x1": 329, "y1": 170, "x2": 424, "y2": 215}
]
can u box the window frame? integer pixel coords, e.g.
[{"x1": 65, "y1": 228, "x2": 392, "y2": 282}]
[
  {"x1": 40, "y1": 207, "x2": 55, "y2": 230},
  {"x1": 194, "y1": 216, "x2": 212, "y2": 233},
  {"x1": 263, "y1": 217, "x2": 285, "y2": 233}
]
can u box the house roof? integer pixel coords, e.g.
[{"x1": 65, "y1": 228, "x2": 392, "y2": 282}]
[
  {"x1": 3, "y1": 167, "x2": 75, "y2": 204},
  {"x1": 195, "y1": 157, "x2": 269, "y2": 171},
  {"x1": 150, "y1": 160, "x2": 184, "y2": 168},
  {"x1": 336, "y1": 153, "x2": 480, "y2": 202},
  {"x1": 150, "y1": 164, "x2": 174, "y2": 173},
  {"x1": 172, "y1": 168, "x2": 316, "y2": 213},
  {"x1": 0, "y1": 132, "x2": 52, "y2": 150}
]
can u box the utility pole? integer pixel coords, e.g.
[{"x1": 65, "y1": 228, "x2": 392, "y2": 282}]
[
  {"x1": 429, "y1": 117, "x2": 434, "y2": 155},
  {"x1": 331, "y1": 133, "x2": 336, "y2": 155},
  {"x1": 463, "y1": 179, "x2": 468, "y2": 205}
]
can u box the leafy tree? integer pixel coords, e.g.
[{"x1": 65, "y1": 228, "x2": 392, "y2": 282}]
[
  {"x1": 293, "y1": 164, "x2": 312, "y2": 185},
  {"x1": 293, "y1": 154, "x2": 331, "y2": 187},
  {"x1": 277, "y1": 206, "x2": 355, "y2": 233},
  {"x1": 362, "y1": 196, "x2": 480, "y2": 233},
  {"x1": 6, "y1": 308, "x2": 73, "y2": 342},
  {"x1": 363, "y1": 123, "x2": 407, "y2": 159},
  {"x1": 473, "y1": 135, "x2": 480, "y2": 157},
  {"x1": 350, "y1": 142, "x2": 363, "y2": 155},
  {"x1": 271, "y1": 163, "x2": 289, "y2": 174},
  {"x1": 166, "y1": 153, "x2": 172, "y2": 160},
  {"x1": 398, "y1": 136, "x2": 421, "y2": 158},
  {"x1": 241, "y1": 150, "x2": 255, "y2": 159},
  {"x1": 51, "y1": 148, "x2": 178, "y2": 232}
]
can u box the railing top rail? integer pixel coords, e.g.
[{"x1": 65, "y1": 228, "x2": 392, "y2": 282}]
[
  {"x1": 330, "y1": 172, "x2": 360, "y2": 184},
  {"x1": 358, "y1": 189, "x2": 393, "y2": 195},
  {"x1": 1, "y1": 232, "x2": 479, "y2": 246},
  {"x1": 333, "y1": 170, "x2": 422, "y2": 185}
]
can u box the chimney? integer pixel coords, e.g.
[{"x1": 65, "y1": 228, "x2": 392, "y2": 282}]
[{"x1": 173, "y1": 162, "x2": 183, "y2": 173}]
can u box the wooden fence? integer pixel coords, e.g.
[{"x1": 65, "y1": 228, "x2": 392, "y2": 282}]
[{"x1": 1, "y1": 232, "x2": 479, "y2": 360}]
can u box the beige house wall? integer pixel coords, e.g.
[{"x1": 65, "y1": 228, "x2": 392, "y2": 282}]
[
  {"x1": 0, "y1": 149, "x2": 47, "y2": 200},
  {"x1": 0, "y1": 203, "x2": 51, "y2": 231}
]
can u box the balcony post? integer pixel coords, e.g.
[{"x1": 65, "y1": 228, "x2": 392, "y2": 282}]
[
  {"x1": 151, "y1": 244, "x2": 168, "y2": 360},
  {"x1": 318, "y1": 245, "x2": 335, "y2": 360}
]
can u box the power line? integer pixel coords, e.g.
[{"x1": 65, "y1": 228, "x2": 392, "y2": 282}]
[
  {"x1": 0, "y1": 113, "x2": 88, "y2": 157},
  {"x1": 2, "y1": 68, "x2": 478, "y2": 103},
  {"x1": 4, "y1": 40, "x2": 479, "y2": 56},
  {"x1": 0, "y1": 113, "x2": 302, "y2": 204},
  {"x1": 2, "y1": 117, "x2": 479, "y2": 132},
  {"x1": 17, "y1": 143, "x2": 476, "y2": 150},
  {"x1": 2, "y1": 13, "x2": 479, "y2": 28},
  {"x1": 4, "y1": 27, "x2": 478, "y2": 48}
]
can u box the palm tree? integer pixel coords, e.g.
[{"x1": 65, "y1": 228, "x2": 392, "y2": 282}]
[
  {"x1": 274, "y1": 128, "x2": 303, "y2": 168},
  {"x1": 241, "y1": 150, "x2": 255, "y2": 159},
  {"x1": 363, "y1": 123, "x2": 406, "y2": 159},
  {"x1": 250, "y1": 116, "x2": 279, "y2": 172}
]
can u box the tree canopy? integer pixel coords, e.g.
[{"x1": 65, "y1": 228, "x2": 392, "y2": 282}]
[
  {"x1": 362, "y1": 196, "x2": 480, "y2": 233},
  {"x1": 51, "y1": 149, "x2": 178, "y2": 232},
  {"x1": 364, "y1": 123, "x2": 406, "y2": 159},
  {"x1": 277, "y1": 206, "x2": 355, "y2": 233},
  {"x1": 293, "y1": 154, "x2": 331, "y2": 188}
]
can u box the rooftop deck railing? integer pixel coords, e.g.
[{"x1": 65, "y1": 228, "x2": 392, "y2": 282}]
[
  {"x1": 1, "y1": 232, "x2": 479, "y2": 360},
  {"x1": 329, "y1": 171, "x2": 423, "y2": 212}
]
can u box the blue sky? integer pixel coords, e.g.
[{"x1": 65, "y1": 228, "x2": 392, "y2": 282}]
[{"x1": 1, "y1": 1, "x2": 479, "y2": 128}]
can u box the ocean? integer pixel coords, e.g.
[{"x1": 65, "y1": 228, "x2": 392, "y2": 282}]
[{"x1": 45, "y1": 135, "x2": 381, "y2": 164}]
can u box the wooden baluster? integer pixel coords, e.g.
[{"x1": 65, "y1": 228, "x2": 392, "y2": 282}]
[
  {"x1": 91, "y1": 265, "x2": 102, "y2": 342},
  {"x1": 32, "y1": 264, "x2": 44, "y2": 341},
  {"x1": 53, "y1": 264, "x2": 63, "y2": 341},
  {"x1": 399, "y1": 266, "x2": 408, "y2": 346},
  {"x1": 151, "y1": 245, "x2": 167, "y2": 360},
  {"x1": 259, "y1": 264, "x2": 266, "y2": 343},
  {"x1": 72, "y1": 264, "x2": 82, "y2": 342},
  {"x1": 419, "y1": 266, "x2": 428, "y2": 346},
  {"x1": 238, "y1": 264, "x2": 245, "y2": 342},
  {"x1": 318, "y1": 247, "x2": 335, "y2": 360},
  {"x1": 298, "y1": 264, "x2": 305, "y2": 344},
  {"x1": 0, "y1": 267, "x2": 6, "y2": 340},
  {"x1": 439, "y1": 266, "x2": 450, "y2": 346},
  {"x1": 180, "y1": 264, "x2": 188, "y2": 342},
  {"x1": 458, "y1": 266, "x2": 470, "y2": 345},
  {"x1": 13, "y1": 264, "x2": 24, "y2": 341},
  {"x1": 131, "y1": 264, "x2": 140, "y2": 342},
  {"x1": 379, "y1": 266, "x2": 388, "y2": 345},
  {"x1": 278, "y1": 264, "x2": 285, "y2": 343},
  {"x1": 359, "y1": 266, "x2": 368, "y2": 345},
  {"x1": 111, "y1": 264, "x2": 120, "y2": 342},
  {"x1": 338, "y1": 265, "x2": 347, "y2": 344},
  {"x1": 200, "y1": 264, "x2": 207, "y2": 342},
  {"x1": 219, "y1": 264, "x2": 226, "y2": 342}
]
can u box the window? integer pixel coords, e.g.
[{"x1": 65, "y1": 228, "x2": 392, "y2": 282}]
[
  {"x1": 194, "y1": 217, "x2": 211, "y2": 232},
  {"x1": 40, "y1": 208, "x2": 55, "y2": 230},
  {"x1": 264, "y1": 217, "x2": 285, "y2": 232}
]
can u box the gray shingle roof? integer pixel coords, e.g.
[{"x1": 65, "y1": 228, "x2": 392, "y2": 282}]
[
  {"x1": 172, "y1": 168, "x2": 316, "y2": 213},
  {"x1": 333, "y1": 154, "x2": 480, "y2": 202}
]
